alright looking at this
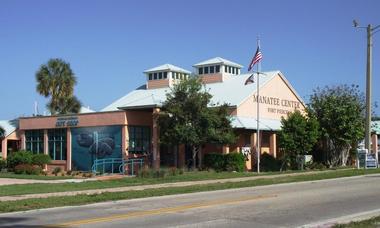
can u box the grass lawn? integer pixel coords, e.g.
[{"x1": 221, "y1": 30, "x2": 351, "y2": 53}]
[
  {"x1": 333, "y1": 216, "x2": 380, "y2": 228},
  {"x1": 0, "y1": 172, "x2": 74, "y2": 180},
  {"x1": 0, "y1": 169, "x2": 377, "y2": 198},
  {"x1": 0, "y1": 168, "x2": 380, "y2": 213},
  {"x1": 0, "y1": 171, "x2": 259, "y2": 197}
]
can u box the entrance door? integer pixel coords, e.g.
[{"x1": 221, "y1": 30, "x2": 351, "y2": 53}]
[{"x1": 7, "y1": 140, "x2": 20, "y2": 155}]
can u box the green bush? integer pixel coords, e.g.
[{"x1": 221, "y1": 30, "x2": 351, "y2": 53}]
[
  {"x1": 14, "y1": 164, "x2": 42, "y2": 175},
  {"x1": 52, "y1": 167, "x2": 62, "y2": 176},
  {"x1": 0, "y1": 159, "x2": 7, "y2": 170},
  {"x1": 204, "y1": 152, "x2": 246, "y2": 172},
  {"x1": 225, "y1": 153, "x2": 245, "y2": 172},
  {"x1": 32, "y1": 154, "x2": 52, "y2": 167},
  {"x1": 307, "y1": 162, "x2": 327, "y2": 170},
  {"x1": 204, "y1": 153, "x2": 225, "y2": 172},
  {"x1": 260, "y1": 153, "x2": 281, "y2": 172},
  {"x1": 6, "y1": 150, "x2": 33, "y2": 170}
]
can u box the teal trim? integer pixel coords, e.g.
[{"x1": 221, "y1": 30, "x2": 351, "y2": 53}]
[{"x1": 91, "y1": 158, "x2": 144, "y2": 175}]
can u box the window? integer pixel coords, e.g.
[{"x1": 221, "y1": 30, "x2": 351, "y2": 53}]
[
  {"x1": 163, "y1": 72, "x2": 168, "y2": 79},
  {"x1": 153, "y1": 73, "x2": 157, "y2": 80},
  {"x1": 225, "y1": 65, "x2": 228, "y2": 73},
  {"x1": 232, "y1": 67, "x2": 235, "y2": 74},
  {"x1": 25, "y1": 130, "x2": 44, "y2": 154},
  {"x1": 149, "y1": 73, "x2": 152, "y2": 80},
  {"x1": 158, "y1": 72, "x2": 162, "y2": 80},
  {"x1": 229, "y1": 66, "x2": 232, "y2": 73},
  {"x1": 235, "y1": 68, "x2": 239, "y2": 75},
  {"x1": 216, "y1": 65, "x2": 220, "y2": 73},
  {"x1": 172, "y1": 72, "x2": 175, "y2": 79},
  {"x1": 176, "y1": 72, "x2": 179, "y2": 79},
  {"x1": 204, "y1": 66, "x2": 209, "y2": 74},
  {"x1": 210, "y1": 66, "x2": 215, "y2": 74},
  {"x1": 48, "y1": 129, "x2": 67, "y2": 160},
  {"x1": 199, "y1": 68, "x2": 203, "y2": 75},
  {"x1": 128, "y1": 126, "x2": 151, "y2": 154}
]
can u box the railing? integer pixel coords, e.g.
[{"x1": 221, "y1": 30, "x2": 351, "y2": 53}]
[
  {"x1": 118, "y1": 158, "x2": 144, "y2": 176},
  {"x1": 91, "y1": 158, "x2": 144, "y2": 175}
]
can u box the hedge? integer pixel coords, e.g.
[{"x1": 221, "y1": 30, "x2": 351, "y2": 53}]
[{"x1": 204, "y1": 153, "x2": 245, "y2": 172}]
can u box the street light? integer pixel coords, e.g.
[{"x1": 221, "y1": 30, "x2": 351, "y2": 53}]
[{"x1": 353, "y1": 19, "x2": 380, "y2": 164}]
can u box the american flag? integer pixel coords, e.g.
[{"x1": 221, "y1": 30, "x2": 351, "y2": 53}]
[
  {"x1": 248, "y1": 47, "x2": 262, "y2": 71},
  {"x1": 244, "y1": 74, "x2": 254, "y2": 85}
]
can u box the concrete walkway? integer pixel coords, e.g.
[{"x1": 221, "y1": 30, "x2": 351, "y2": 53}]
[{"x1": 0, "y1": 170, "x2": 349, "y2": 202}]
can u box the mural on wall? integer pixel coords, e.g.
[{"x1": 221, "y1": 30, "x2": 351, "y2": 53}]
[{"x1": 71, "y1": 126, "x2": 122, "y2": 171}]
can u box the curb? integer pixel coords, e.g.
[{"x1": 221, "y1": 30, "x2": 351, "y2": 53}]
[{"x1": 299, "y1": 208, "x2": 380, "y2": 228}]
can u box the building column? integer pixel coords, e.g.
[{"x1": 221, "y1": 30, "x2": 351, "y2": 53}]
[
  {"x1": 269, "y1": 133, "x2": 277, "y2": 158},
  {"x1": 222, "y1": 146, "x2": 230, "y2": 154},
  {"x1": 43, "y1": 130, "x2": 48, "y2": 171},
  {"x1": 1, "y1": 139, "x2": 7, "y2": 160},
  {"x1": 66, "y1": 128, "x2": 71, "y2": 171},
  {"x1": 20, "y1": 131, "x2": 25, "y2": 150},
  {"x1": 249, "y1": 132, "x2": 257, "y2": 170},
  {"x1": 152, "y1": 108, "x2": 160, "y2": 170},
  {"x1": 122, "y1": 125, "x2": 128, "y2": 159}
]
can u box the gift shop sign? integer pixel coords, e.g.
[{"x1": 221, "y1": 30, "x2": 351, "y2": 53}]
[{"x1": 56, "y1": 117, "x2": 79, "y2": 127}]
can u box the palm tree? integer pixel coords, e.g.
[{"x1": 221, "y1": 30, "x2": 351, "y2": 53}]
[
  {"x1": 36, "y1": 58, "x2": 81, "y2": 115},
  {"x1": 47, "y1": 96, "x2": 82, "y2": 114}
]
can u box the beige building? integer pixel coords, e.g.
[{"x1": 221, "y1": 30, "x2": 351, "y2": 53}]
[{"x1": 1, "y1": 57, "x2": 310, "y2": 171}]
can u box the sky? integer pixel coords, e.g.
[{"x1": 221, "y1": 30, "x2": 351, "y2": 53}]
[{"x1": 0, "y1": 0, "x2": 379, "y2": 120}]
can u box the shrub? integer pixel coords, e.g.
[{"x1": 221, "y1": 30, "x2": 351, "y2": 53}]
[
  {"x1": 260, "y1": 153, "x2": 281, "y2": 172},
  {"x1": 0, "y1": 159, "x2": 7, "y2": 170},
  {"x1": 32, "y1": 154, "x2": 51, "y2": 167},
  {"x1": 138, "y1": 166, "x2": 151, "y2": 178},
  {"x1": 169, "y1": 167, "x2": 178, "y2": 176},
  {"x1": 159, "y1": 169, "x2": 167, "y2": 178},
  {"x1": 14, "y1": 164, "x2": 42, "y2": 175},
  {"x1": 7, "y1": 150, "x2": 33, "y2": 170},
  {"x1": 308, "y1": 162, "x2": 327, "y2": 170},
  {"x1": 52, "y1": 167, "x2": 62, "y2": 176},
  {"x1": 225, "y1": 153, "x2": 245, "y2": 172},
  {"x1": 204, "y1": 152, "x2": 245, "y2": 172},
  {"x1": 204, "y1": 153, "x2": 225, "y2": 172}
]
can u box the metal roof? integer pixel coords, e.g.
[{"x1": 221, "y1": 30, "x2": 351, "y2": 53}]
[
  {"x1": 143, "y1": 64, "x2": 191, "y2": 74},
  {"x1": 102, "y1": 71, "x2": 280, "y2": 111},
  {"x1": 0, "y1": 119, "x2": 18, "y2": 137},
  {"x1": 231, "y1": 116, "x2": 282, "y2": 131},
  {"x1": 193, "y1": 57, "x2": 243, "y2": 68},
  {"x1": 80, "y1": 106, "x2": 96, "y2": 113}
]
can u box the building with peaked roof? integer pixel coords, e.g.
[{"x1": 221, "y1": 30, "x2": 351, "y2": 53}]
[
  {"x1": 2, "y1": 56, "x2": 324, "y2": 172},
  {"x1": 0, "y1": 119, "x2": 20, "y2": 157}
]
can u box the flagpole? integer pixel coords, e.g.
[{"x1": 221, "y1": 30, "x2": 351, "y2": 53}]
[{"x1": 256, "y1": 37, "x2": 261, "y2": 173}]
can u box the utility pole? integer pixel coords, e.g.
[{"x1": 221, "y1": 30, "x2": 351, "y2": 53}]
[
  {"x1": 365, "y1": 24, "x2": 372, "y2": 155},
  {"x1": 354, "y1": 20, "x2": 380, "y2": 165}
]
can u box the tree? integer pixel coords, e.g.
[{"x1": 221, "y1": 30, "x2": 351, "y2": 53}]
[
  {"x1": 158, "y1": 77, "x2": 236, "y2": 169},
  {"x1": 36, "y1": 58, "x2": 81, "y2": 115},
  {"x1": 278, "y1": 110, "x2": 320, "y2": 169},
  {"x1": 0, "y1": 126, "x2": 5, "y2": 138},
  {"x1": 308, "y1": 84, "x2": 365, "y2": 167}
]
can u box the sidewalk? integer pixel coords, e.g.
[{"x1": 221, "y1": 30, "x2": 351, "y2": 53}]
[{"x1": 0, "y1": 170, "x2": 346, "y2": 202}]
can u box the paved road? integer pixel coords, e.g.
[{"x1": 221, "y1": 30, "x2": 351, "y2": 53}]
[{"x1": 1, "y1": 174, "x2": 380, "y2": 228}]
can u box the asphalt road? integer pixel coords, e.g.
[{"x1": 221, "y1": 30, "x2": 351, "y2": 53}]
[{"x1": 1, "y1": 174, "x2": 380, "y2": 228}]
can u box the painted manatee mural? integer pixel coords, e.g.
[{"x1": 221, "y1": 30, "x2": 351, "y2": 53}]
[{"x1": 71, "y1": 126, "x2": 122, "y2": 171}]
